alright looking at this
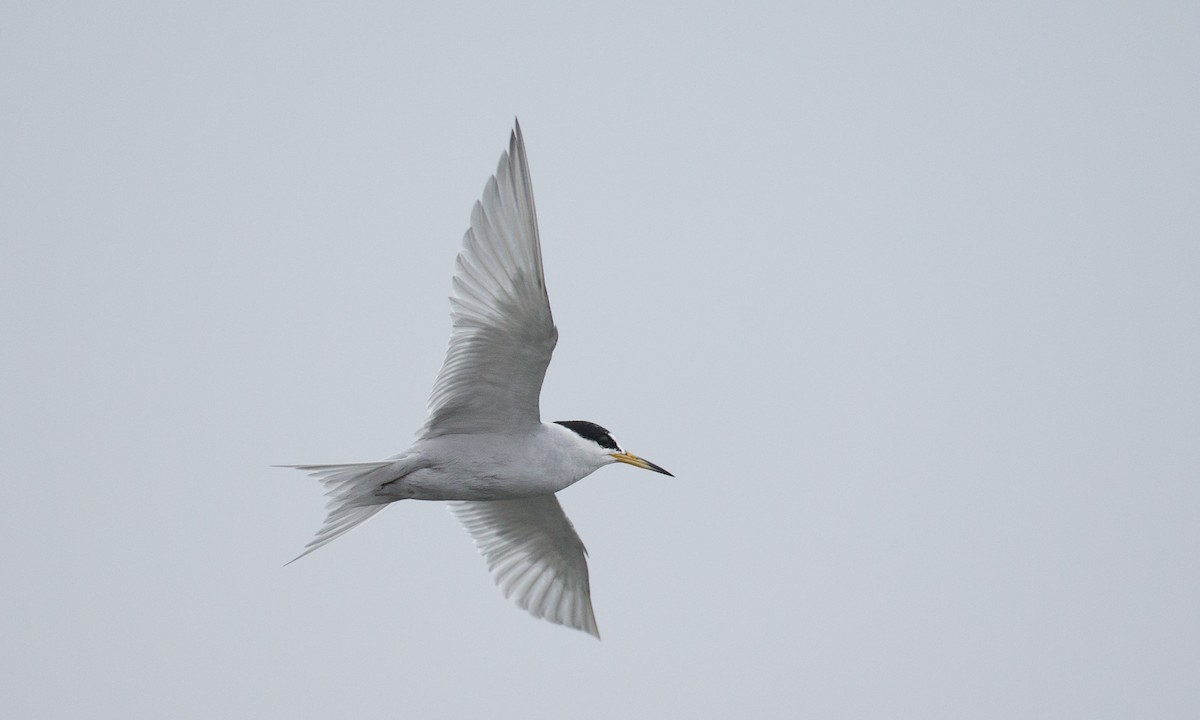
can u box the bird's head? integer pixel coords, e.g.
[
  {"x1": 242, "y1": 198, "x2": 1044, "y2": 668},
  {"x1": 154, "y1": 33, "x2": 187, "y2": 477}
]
[{"x1": 553, "y1": 420, "x2": 673, "y2": 477}]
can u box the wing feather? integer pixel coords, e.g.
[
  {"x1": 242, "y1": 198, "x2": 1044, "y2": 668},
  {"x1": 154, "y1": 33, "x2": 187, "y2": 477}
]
[
  {"x1": 450, "y1": 496, "x2": 599, "y2": 638},
  {"x1": 423, "y1": 121, "x2": 557, "y2": 437}
]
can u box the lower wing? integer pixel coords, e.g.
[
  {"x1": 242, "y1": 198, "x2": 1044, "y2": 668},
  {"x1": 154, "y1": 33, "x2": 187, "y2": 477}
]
[{"x1": 450, "y1": 495, "x2": 599, "y2": 638}]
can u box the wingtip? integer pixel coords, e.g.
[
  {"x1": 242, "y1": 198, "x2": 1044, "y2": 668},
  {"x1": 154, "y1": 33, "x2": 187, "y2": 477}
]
[
  {"x1": 584, "y1": 607, "x2": 600, "y2": 639},
  {"x1": 512, "y1": 118, "x2": 525, "y2": 149}
]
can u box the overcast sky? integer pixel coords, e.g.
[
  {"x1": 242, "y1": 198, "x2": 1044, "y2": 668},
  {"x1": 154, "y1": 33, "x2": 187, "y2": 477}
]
[{"x1": 3, "y1": 1, "x2": 1198, "y2": 718}]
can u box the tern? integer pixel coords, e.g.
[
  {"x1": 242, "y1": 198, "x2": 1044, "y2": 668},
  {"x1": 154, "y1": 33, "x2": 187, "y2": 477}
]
[{"x1": 286, "y1": 120, "x2": 672, "y2": 638}]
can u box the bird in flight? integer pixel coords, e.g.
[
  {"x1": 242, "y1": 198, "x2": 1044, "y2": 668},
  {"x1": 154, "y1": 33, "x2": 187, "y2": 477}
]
[{"x1": 285, "y1": 120, "x2": 672, "y2": 638}]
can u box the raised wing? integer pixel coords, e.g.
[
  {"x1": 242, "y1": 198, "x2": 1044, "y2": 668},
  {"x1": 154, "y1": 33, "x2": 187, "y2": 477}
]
[
  {"x1": 422, "y1": 121, "x2": 557, "y2": 437},
  {"x1": 450, "y1": 496, "x2": 599, "y2": 638}
]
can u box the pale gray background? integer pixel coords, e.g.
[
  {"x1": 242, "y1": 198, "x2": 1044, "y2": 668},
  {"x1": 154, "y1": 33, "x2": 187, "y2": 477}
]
[{"x1": 2, "y1": 1, "x2": 1197, "y2": 718}]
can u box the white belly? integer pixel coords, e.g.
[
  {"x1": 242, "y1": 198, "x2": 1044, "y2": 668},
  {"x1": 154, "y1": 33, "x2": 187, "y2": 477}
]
[{"x1": 380, "y1": 428, "x2": 593, "y2": 501}]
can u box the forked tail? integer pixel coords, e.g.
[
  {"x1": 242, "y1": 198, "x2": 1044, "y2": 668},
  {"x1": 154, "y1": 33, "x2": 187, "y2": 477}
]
[{"x1": 280, "y1": 461, "x2": 397, "y2": 564}]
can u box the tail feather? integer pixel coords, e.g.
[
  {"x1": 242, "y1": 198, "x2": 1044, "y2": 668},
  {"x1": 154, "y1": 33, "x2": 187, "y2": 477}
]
[{"x1": 280, "y1": 461, "x2": 396, "y2": 564}]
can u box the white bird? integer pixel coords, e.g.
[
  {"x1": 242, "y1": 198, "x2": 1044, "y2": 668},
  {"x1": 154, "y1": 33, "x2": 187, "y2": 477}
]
[{"x1": 285, "y1": 120, "x2": 671, "y2": 638}]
